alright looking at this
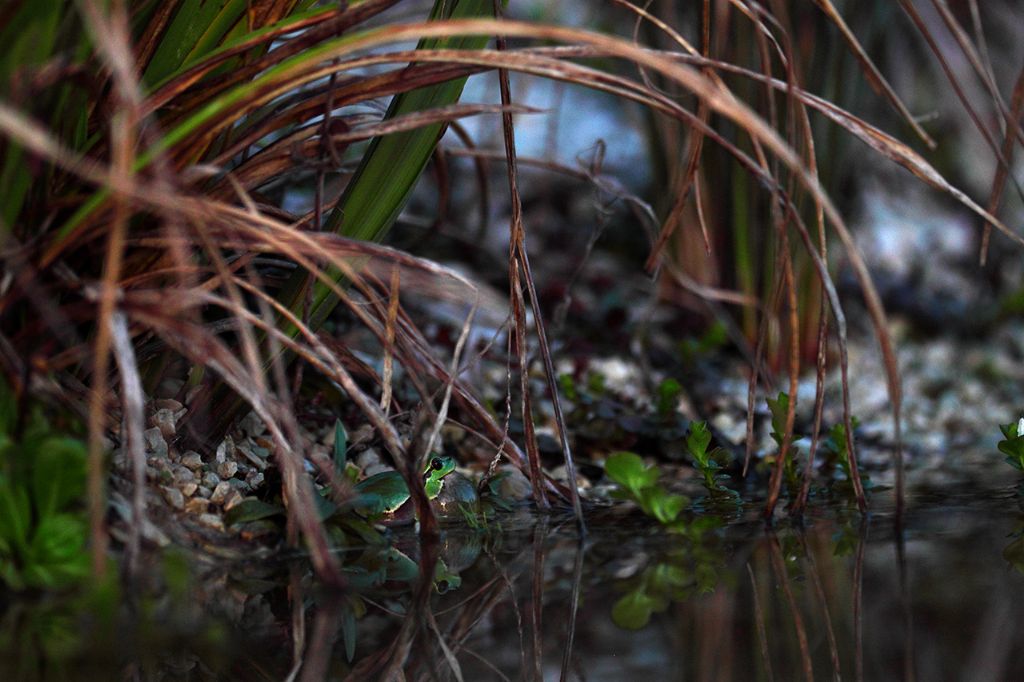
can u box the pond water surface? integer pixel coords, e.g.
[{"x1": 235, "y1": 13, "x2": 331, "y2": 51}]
[{"x1": 3, "y1": 460, "x2": 1023, "y2": 681}]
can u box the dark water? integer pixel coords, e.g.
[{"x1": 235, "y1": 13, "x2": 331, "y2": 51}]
[{"x1": 4, "y1": 479, "x2": 1024, "y2": 681}]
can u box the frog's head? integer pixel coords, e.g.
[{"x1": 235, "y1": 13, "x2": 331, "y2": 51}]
[{"x1": 423, "y1": 454, "x2": 457, "y2": 499}]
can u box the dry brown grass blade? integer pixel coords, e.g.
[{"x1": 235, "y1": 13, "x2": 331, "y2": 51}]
[
  {"x1": 661, "y1": 51, "x2": 1023, "y2": 246},
  {"x1": 203, "y1": 61, "x2": 488, "y2": 170},
  {"x1": 381, "y1": 265, "x2": 400, "y2": 416},
  {"x1": 142, "y1": 3, "x2": 387, "y2": 113},
  {"x1": 494, "y1": 27, "x2": 550, "y2": 512},
  {"x1": 981, "y1": 65, "x2": 1024, "y2": 264},
  {"x1": 771, "y1": 0, "x2": 833, "y2": 517},
  {"x1": 209, "y1": 103, "x2": 537, "y2": 197},
  {"x1": 131, "y1": 0, "x2": 181, "y2": 76},
  {"x1": 802, "y1": 538, "x2": 843, "y2": 681},
  {"x1": 511, "y1": 262, "x2": 547, "y2": 509},
  {"x1": 743, "y1": 0, "x2": 807, "y2": 520},
  {"x1": 767, "y1": 532, "x2": 814, "y2": 682},
  {"x1": 897, "y1": 0, "x2": 1021, "y2": 205},
  {"x1": 75, "y1": 0, "x2": 144, "y2": 579},
  {"x1": 747, "y1": 563, "x2": 775, "y2": 682},
  {"x1": 853, "y1": 520, "x2": 867, "y2": 682},
  {"x1": 812, "y1": 0, "x2": 936, "y2": 149},
  {"x1": 929, "y1": 0, "x2": 1022, "y2": 147},
  {"x1": 639, "y1": 1, "x2": 714, "y2": 272},
  {"x1": 494, "y1": 16, "x2": 584, "y2": 523},
  {"x1": 108, "y1": 310, "x2": 146, "y2": 577}
]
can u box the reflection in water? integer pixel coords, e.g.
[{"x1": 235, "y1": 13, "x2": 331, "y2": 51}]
[{"x1": 3, "y1": 489, "x2": 1024, "y2": 680}]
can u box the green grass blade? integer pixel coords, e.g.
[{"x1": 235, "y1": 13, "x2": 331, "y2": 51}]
[
  {"x1": 143, "y1": 0, "x2": 248, "y2": 85},
  {"x1": 292, "y1": 0, "x2": 496, "y2": 332},
  {"x1": 0, "y1": 0, "x2": 62, "y2": 231}
]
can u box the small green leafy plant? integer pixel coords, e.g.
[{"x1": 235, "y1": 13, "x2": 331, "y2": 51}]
[
  {"x1": 998, "y1": 418, "x2": 1024, "y2": 471},
  {"x1": 0, "y1": 386, "x2": 90, "y2": 590},
  {"x1": 766, "y1": 392, "x2": 801, "y2": 492},
  {"x1": 685, "y1": 421, "x2": 737, "y2": 501},
  {"x1": 823, "y1": 418, "x2": 869, "y2": 494},
  {"x1": 678, "y1": 322, "x2": 727, "y2": 367},
  {"x1": 604, "y1": 452, "x2": 689, "y2": 526}
]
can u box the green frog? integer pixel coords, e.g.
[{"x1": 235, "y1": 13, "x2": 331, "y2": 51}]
[{"x1": 355, "y1": 454, "x2": 475, "y2": 520}]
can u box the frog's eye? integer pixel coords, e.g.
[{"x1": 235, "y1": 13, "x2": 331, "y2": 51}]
[{"x1": 430, "y1": 457, "x2": 444, "y2": 471}]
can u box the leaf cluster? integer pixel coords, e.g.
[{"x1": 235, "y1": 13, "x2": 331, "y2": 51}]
[
  {"x1": 765, "y1": 392, "x2": 801, "y2": 492},
  {"x1": 998, "y1": 420, "x2": 1024, "y2": 471},
  {"x1": 0, "y1": 386, "x2": 90, "y2": 590},
  {"x1": 685, "y1": 421, "x2": 737, "y2": 501},
  {"x1": 604, "y1": 452, "x2": 689, "y2": 526}
]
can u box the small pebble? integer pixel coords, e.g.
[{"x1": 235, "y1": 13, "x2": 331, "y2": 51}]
[
  {"x1": 202, "y1": 471, "x2": 220, "y2": 489},
  {"x1": 112, "y1": 449, "x2": 128, "y2": 471},
  {"x1": 211, "y1": 481, "x2": 232, "y2": 504},
  {"x1": 197, "y1": 486, "x2": 213, "y2": 499},
  {"x1": 161, "y1": 486, "x2": 185, "y2": 510},
  {"x1": 197, "y1": 513, "x2": 224, "y2": 531},
  {"x1": 238, "y1": 411, "x2": 266, "y2": 438},
  {"x1": 217, "y1": 460, "x2": 238, "y2": 479},
  {"x1": 172, "y1": 465, "x2": 195, "y2": 485},
  {"x1": 143, "y1": 427, "x2": 168, "y2": 459},
  {"x1": 150, "y1": 408, "x2": 178, "y2": 440},
  {"x1": 491, "y1": 466, "x2": 533, "y2": 502},
  {"x1": 215, "y1": 436, "x2": 235, "y2": 464},
  {"x1": 181, "y1": 452, "x2": 203, "y2": 470},
  {"x1": 185, "y1": 498, "x2": 209, "y2": 514},
  {"x1": 148, "y1": 456, "x2": 171, "y2": 473},
  {"x1": 180, "y1": 482, "x2": 198, "y2": 497},
  {"x1": 223, "y1": 489, "x2": 243, "y2": 511}
]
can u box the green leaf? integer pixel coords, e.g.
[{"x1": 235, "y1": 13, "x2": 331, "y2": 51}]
[
  {"x1": 32, "y1": 437, "x2": 88, "y2": 518},
  {"x1": 332, "y1": 419, "x2": 348, "y2": 473},
  {"x1": 558, "y1": 374, "x2": 579, "y2": 402},
  {"x1": 604, "y1": 452, "x2": 659, "y2": 496},
  {"x1": 314, "y1": 490, "x2": 337, "y2": 521},
  {"x1": 1000, "y1": 421, "x2": 1023, "y2": 440},
  {"x1": 686, "y1": 421, "x2": 713, "y2": 467},
  {"x1": 611, "y1": 588, "x2": 659, "y2": 630},
  {"x1": 656, "y1": 378, "x2": 682, "y2": 418},
  {"x1": 293, "y1": 0, "x2": 498, "y2": 334},
  {"x1": 29, "y1": 514, "x2": 86, "y2": 566},
  {"x1": 0, "y1": 482, "x2": 31, "y2": 552},
  {"x1": 143, "y1": 0, "x2": 249, "y2": 85},
  {"x1": 22, "y1": 514, "x2": 89, "y2": 588},
  {"x1": 637, "y1": 488, "x2": 688, "y2": 524},
  {"x1": 224, "y1": 498, "x2": 284, "y2": 526},
  {"x1": 998, "y1": 438, "x2": 1024, "y2": 464},
  {"x1": 341, "y1": 602, "x2": 357, "y2": 662},
  {"x1": 766, "y1": 392, "x2": 792, "y2": 446},
  {"x1": 0, "y1": 0, "x2": 63, "y2": 230}
]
